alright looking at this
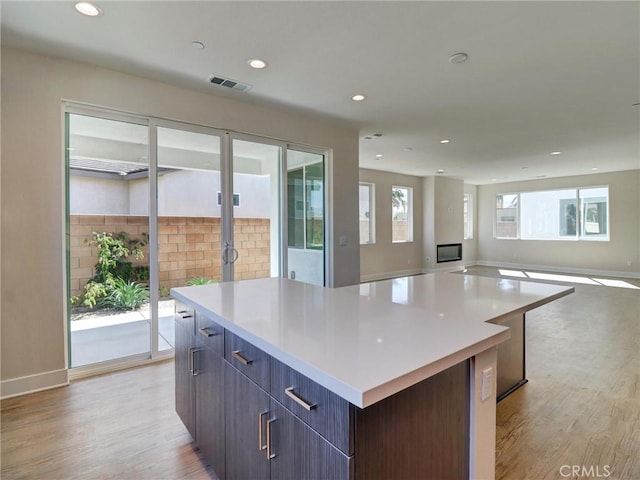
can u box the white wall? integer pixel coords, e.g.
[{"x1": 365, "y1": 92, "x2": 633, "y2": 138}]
[
  {"x1": 423, "y1": 176, "x2": 464, "y2": 272},
  {"x1": 477, "y1": 170, "x2": 640, "y2": 277},
  {"x1": 464, "y1": 184, "x2": 478, "y2": 263},
  {"x1": 1, "y1": 47, "x2": 359, "y2": 394},
  {"x1": 69, "y1": 175, "x2": 130, "y2": 214},
  {"x1": 287, "y1": 249, "x2": 324, "y2": 286},
  {"x1": 359, "y1": 169, "x2": 424, "y2": 281}
]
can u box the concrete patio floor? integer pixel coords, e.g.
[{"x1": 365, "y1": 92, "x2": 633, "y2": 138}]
[{"x1": 70, "y1": 300, "x2": 175, "y2": 367}]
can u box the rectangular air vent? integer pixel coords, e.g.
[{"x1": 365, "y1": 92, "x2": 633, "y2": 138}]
[{"x1": 209, "y1": 75, "x2": 252, "y2": 93}]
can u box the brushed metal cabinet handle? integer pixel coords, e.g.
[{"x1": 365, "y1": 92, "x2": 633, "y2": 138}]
[
  {"x1": 191, "y1": 348, "x2": 200, "y2": 376},
  {"x1": 285, "y1": 387, "x2": 317, "y2": 411},
  {"x1": 266, "y1": 418, "x2": 276, "y2": 460},
  {"x1": 177, "y1": 310, "x2": 193, "y2": 319},
  {"x1": 199, "y1": 327, "x2": 216, "y2": 337},
  {"x1": 258, "y1": 411, "x2": 268, "y2": 452},
  {"x1": 232, "y1": 350, "x2": 252, "y2": 365}
]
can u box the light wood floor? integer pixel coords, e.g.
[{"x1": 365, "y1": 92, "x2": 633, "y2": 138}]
[{"x1": 2, "y1": 267, "x2": 639, "y2": 480}]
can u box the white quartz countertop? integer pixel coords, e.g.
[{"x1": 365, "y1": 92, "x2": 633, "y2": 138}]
[{"x1": 171, "y1": 273, "x2": 573, "y2": 408}]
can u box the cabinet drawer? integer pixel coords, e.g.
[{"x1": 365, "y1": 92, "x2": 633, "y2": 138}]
[
  {"x1": 271, "y1": 358, "x2": 354, "y2": 456},
  {"x1": 225, "y1": 330, "x2": 270, "y2": 391},
  {"x1": 196, "y1": 312, "x2": 224, "y2": 355},
  {"x1": 175, "y1": 301, "x2": 195, "y2": 334}
]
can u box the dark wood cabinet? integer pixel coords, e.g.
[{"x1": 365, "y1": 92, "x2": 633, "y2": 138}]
[
  {"x1": 175, "y1": 312, "x2": 196, "y2": 439},
  {"x1": 224, "y1": 361, "x2": 270, "y2": 480},
  {"x1": 175, "y1": 306, "x2": 225, "y2": 479},
  {"x1": 196, "y1": 342, "x2": 225, "y2": 479},
  {"x1": 270, "y1": 400, "x2": 352, "y2": 480}
]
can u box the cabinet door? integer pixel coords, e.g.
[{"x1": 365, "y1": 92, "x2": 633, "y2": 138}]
[
  {"x1": 175, "y1": 321, "x2": 196, "y2": 438},
  {"x1": 270, "y1": 401, "x2": 352, "y2": 480},
  {"x1": 224, "y1": 362, "x2": 270, "y2": 480},
  {"x1": 196, "y1": 347, "x2": 225, "y2": 479}
]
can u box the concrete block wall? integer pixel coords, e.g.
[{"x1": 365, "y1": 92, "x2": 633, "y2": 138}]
[{"x1": 69, "y1": 215, "x2": 271, "y2": 297}]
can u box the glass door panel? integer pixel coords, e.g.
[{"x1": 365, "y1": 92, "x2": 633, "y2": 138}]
[
  {"x1": 67, "y1": 113, "x2": 150, "y2": 367},
  {"x1": 229, "y1": 138, "x2": 282, "y2": 281},
  {"x1": 286, "y1": 150, "x2": 325, "y2": 286},
  {"x1": 156, "y1": 126, "x2": 222, "y2": 351}
]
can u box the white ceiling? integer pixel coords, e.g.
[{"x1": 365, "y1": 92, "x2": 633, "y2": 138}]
[{"x1": 2, "y1": 1, "x2": 639, "y2": 184}]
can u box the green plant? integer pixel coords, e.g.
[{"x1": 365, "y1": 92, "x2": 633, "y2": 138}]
[
  {"x1": 186, "y1": 276, "x2": 217, "y2": 286},
  {"x1": 103, "y1": 278, "x2": 149, "y2": 310},
  {"x1": 87, "y1": 231, "x2": 148, "y2": 284},
  {"x1": 159, "y1": 285, "x2": 170, "y2": 297},
  {"x1": 74, "y1": 230, "x2": 149, "y2": 310}
]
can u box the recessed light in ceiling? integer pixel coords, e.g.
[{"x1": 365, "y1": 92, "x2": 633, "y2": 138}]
[
  {"x1": 375, "y1": 154, "x2": 383, "y2": 159},
  {"x1": 632, "y1": 102, "x2": 640, "y2": 107},
  {"x1": 448, "y1": 52, "x2": 469, "y2": 64},
  {"x1": 550, "y1": 151, "x2": 562, "y2": 155},
  {"x1": 404, "y1": 147, "x2": 413, "y2": 152},
  {"x1": 440, "y1": 139, "x2": 450, "y2": 144},
  {"x1": 491, "y1": 178, "x2": 497, "y2": 182},
  {"x1": 191, "y1": 41, "x2": 205, "y2": 50},
  {"x1": 74, "y1": 2, "x2": 102, "y2": 16},
  {"x1": 352, "y1": 94, "x2": 366, "y2": 102},
  {"x1": 436, "y1": 169, "x2": 445, "y2": 174},
  {"x1": 591, "y1": 167, "x2": 599, "y2": 171},
  {"x1": 248, "y1": 59, "x2": 268, "y2": 69}
]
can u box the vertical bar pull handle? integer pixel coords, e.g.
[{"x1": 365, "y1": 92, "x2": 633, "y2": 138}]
[
  {"x1": 258, "y1": 411, "x2": 268, "y2": 452},
  {"x1": 266, "y1": 418, "x2": 276, "y2": 460},
  {"x1": 187, "y1": 347, "x2": 194, "y2": 375},
  {"x1": 190, "y1": 348, "x2": 200, "y2": 376}
]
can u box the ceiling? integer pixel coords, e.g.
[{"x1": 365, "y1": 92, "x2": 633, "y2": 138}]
[{"x1": 2, "y1": 1, "x2": 639, "y2": 184}]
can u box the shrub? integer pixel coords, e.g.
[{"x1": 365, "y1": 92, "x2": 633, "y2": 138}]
[
  {"x1": 75, "y1": 230, "x2": 149, "y2": 310},
  {"x1": 103, "y1": 278, "x2": 149, "y2": 311}
]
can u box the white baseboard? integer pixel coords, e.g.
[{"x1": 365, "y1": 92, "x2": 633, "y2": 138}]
[
  {"x1": 1, "y1": 369, "x2": 69, "y2": 400},
  {"x1": 475, "y1": 260, "x2": 640, "y2": 279},
  {"x1": 360, "y1": 268, "x2": 425, "y2": 283}
]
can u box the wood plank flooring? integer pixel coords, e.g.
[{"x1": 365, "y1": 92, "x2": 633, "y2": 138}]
[
  {"x1": 2, "y1": 267, "x2": 639, "y2": 480},
  {"x1": 1, "y1": 360, "x2": 216, "y2": 480}
]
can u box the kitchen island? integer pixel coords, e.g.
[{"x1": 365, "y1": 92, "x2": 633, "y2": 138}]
[{"x1": 171, "y1": 273, "x2": 573, "y2": 480}]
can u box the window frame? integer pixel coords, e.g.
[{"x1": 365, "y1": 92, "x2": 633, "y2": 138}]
[
  {"x1": 391, "y1": 185, "x2": 413, "y2": 243},
  {"x1": 359, "y1": 182, "x2": 375, "y2": 245}
]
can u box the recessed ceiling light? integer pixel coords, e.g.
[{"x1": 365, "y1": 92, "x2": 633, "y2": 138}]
[
  {"x1": 491, "y1": 178, "x2": 497, "y2": 182},
  {"x1": 448, "y1": 52, "x2": 469, "y2": 64},
  {"x1": 375, "y1": 154, "x2": 383, "y2": 159},
  {"x1": 550, "y1": 151, "x2": 562, "y2": 155},
  {"x1": 248, "y1": 59, "x2": 268, "y2": 69},
  {"x1": 591, "y1": 167, "x2": 599, "y2": 171},
  {"x1": 352, "y1": 94, "x2": 366, "y2": 102},
  {"x1": 403, "y1": 147, "x2": 413, "y2": 152},
  {"x1": 436, "y1": 169, "x2": 445, "y2": 174},
  {"x1": 75, "y1": 2, "x2": 102, "y2": 16},
  {"x1": 440, "y1": 139, "x2": 450, "y2": 144},
  {"x1": 191, "y1": 41, "x2": 205, "y2": 50},
  {"x1": 632, "y1": 102, "x2": 640, "y2": 107}
]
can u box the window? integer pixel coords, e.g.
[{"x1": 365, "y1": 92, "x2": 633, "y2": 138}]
[
  {"x1": 392, "y1": 186, "x2": 413, "y2": 242},
  {"x1": 287, "y1": 160, "x2": 324, "y2": 250},
  {"x1": 580, "y1": 187, "x2": 608, "y2": 239},
  {"x1": 495, "y1": 186, "x2": 609, "y2": 241},
  {"x1": 495, "y1": 193, "x2": 519, "y2": 238},
  {"x1": 359, "y1": 183, "x2": 375, "y2": 244},
  {"x1": 463, "y1": 194, "x2": 473, "y2": 239}
]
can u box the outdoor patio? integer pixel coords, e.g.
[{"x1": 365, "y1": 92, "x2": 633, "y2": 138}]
[{"x1": 70, "y1": 299, "x2": 176, "y2": 367}]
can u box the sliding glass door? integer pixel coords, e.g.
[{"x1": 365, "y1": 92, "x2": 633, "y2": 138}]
[
  {"x1": 67, "y1": 112, "x2": 152, "y2": 368},
  {"x1": 66, "y1": 107, "x2": 325, "y2": 373}
]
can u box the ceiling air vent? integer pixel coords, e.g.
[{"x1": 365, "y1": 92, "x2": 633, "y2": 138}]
[{"x1": 209, "y1": 75, "x2": 252, "y2": 93}]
